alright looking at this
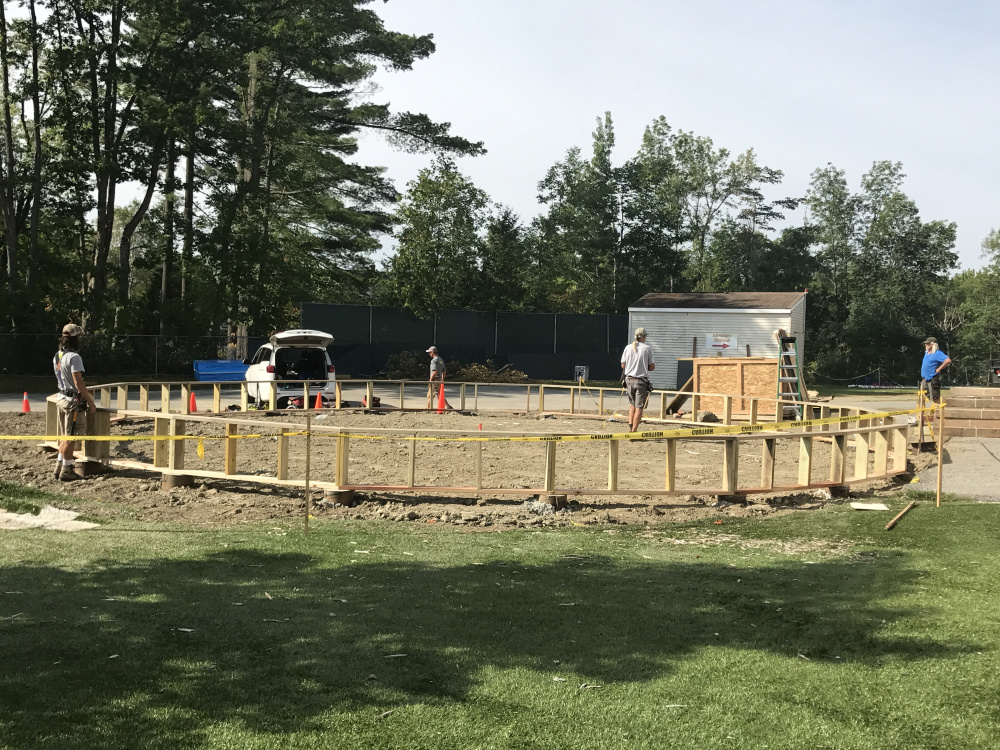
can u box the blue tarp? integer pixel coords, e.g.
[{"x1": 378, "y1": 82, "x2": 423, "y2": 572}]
[{"x1": 193, "y1": 360, "x2": 249, "y2": 382}]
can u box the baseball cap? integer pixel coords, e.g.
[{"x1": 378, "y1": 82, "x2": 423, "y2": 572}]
[
  {"x1": 62, "y1": 323, "x2": 85, "y2": 337},
  {"x1": 634, "y1": 327, "x2": 647, "y2": 338},
  {"x1": 426, "y1": 345, "x2": 438, "y2": 354},
  {"x1": 923, "y1": 337, "x2": 937, "y2": 345}
]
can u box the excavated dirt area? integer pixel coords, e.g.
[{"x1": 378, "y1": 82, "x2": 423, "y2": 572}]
[{"x1": 0, "y1": 411, "x2": 932, "y2": 530}]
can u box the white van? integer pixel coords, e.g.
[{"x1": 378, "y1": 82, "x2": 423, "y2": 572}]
[{"x1": 243, "y1": 329, "x2": 336, "y2": 408}]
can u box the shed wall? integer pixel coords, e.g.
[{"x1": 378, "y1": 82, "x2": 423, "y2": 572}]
[{"x1": 629, "y1": 310, "x2": 793, "y2": 390}]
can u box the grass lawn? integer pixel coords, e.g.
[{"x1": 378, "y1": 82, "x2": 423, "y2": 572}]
[{"x1": 2, "y1": 485, "x2": 998, "y2": 749}]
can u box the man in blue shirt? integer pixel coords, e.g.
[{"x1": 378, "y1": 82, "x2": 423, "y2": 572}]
[{"x1": 920, "y1": 336, "x2": 951, "y2": 404}]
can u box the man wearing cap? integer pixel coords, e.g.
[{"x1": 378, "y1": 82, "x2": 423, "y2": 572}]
[
  {"x1": 426, "y1": 345, "x2": 447, "y2": 409},
  {"x1": 621, "y1": 327, "x2": 655, "y2": 432},
  {"x1": 920, "y1": 336, "x2": 951, "y2": 405},
  {"x1": 53, "y1": 323, "x2": 97, "y2": 481}
]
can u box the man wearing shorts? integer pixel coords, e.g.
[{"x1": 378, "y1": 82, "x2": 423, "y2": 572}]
[
  {"x1": 53, "y1": 323, "x2": 97, "y2": 481},
  {"x1": 920, "y1": 336, "x2": 951, "y2": 405},
  {"x1": 621, "y1": 327, "x2": 655, "y2": 432}
]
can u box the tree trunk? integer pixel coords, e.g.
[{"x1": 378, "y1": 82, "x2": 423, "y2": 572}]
[
  {"x1": 181, "y1": 132, "x2": 195, "y2": 301},
  {"x1": 160, "y1": 137, "x2": 176, "y2": 336},
  {"x1": 26, "y1": 0, "x2": 43, "y2": 293},
  {"x1": 118, "y1": 139, "x2": 165, "y2": 302},
  {"x1": 0, "y1": 2, "x2": 19, "y2": 285}
]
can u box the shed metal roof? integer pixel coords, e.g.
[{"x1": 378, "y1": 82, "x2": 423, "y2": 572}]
[{"x1": 630, "y1": 292, "x2": 806, "y2": 311}]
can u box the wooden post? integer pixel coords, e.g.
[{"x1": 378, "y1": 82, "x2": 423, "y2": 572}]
[
  {"x1": 335, "y1": 433, "x2": 349, "y2": 488},
  {"x1": 161, "y1": 384, "x2": 171, "y2": 414},
  {"x1": 892, "y1": 427, "x2": 908, "y2": 473},
  {"x1": 46, "y1": 397, "x2": 58, "y2": 437},
  {"x1": 399, "y1": 382, "x2": 405, "y2": 410},
  {"x1": 936, "y1": 403, "x2": 946, "y2": 508},
  {"x1": 168, "y1": 419, "x2": 186, "y2": 470},
  {"x1": 873, "y1": 429, "x2": 889, "y2": 476},
  {"x1": 830, "y1": 434, "x2": 847, "y2": 484},
  {"x1": 526, "y1": 385, "x2": 532, "y2": 412},
  {"x1": 538, "y1": 385, "x2": 545, "y2": 413},
  {"x1": 277, "y1": 427, "x2": 290, "y2": 479},
  {"x1": 303, "y1": 382, "x2": 311, "y2": 411},
  {"x1": 600, "y1": 389, "x2": 605, "y2": 416},
  {"x1": 407, "y1": 434, "x2": 416, "y2": 488},
  {"x1": 100, "y1": 387, "x2": 111, "y2": 409},
  {"x1": 569, "y1": 387, "x2": 575, "y2": 414},
  {"x1": 820, "y1": 406, "x2": 830, "y2": 432},
  {"x1": 798, "y1": 436, "x2": 813, "y2": 486},
  {"x1": 304, "y1": 414, "x2": 311, "y2": 537},
  {"x1": 181, "y1": 383, "x2": 191, "y2": 414},
  {"x1": 475, "y1": 384, "x2": 480, "y2": 411},
  {"x1": 664, "y1": 438, "x2": 676, "y2": 491},
  {"x1": 544, "y1": 442, "x2": 557, "y2": 493},
  {"x1": 854, "y1": 432, "x2": 870, "y2": 480},
  {"x1": 117, "y1": 385, "x2": 128, "y2": 412},
  {"x1": 723, "y1": 396, "x2": 733, "y2": 425},
  {"x1": 335, "y1": 382, "x2": 343, "y2": 409},
  {"x1": 691, "y1": 394, "x2": 700, "y2": 418},
  {"x1": 608, "y1": 440, "x2": 619, "y2": 491},
  {"x1": 366, "y1": 381, "x2": 374, "y2": 409},
  {"x1": 476, "y1": 441, "x2": 483, "y2": 491},
  {"x1": 224, "y1": 423, "x2": 238, "y2": 475},
  {"x1": 761, "y1": 438, "x2": 776, "y2": 489},
  {"x1": 659, "y1": 392, "x2": 666, "y2": 420},
  {"x1": 460, "y1": 383, "x2": 467, "y2": 411},
  {"x1": 153, "y1": 417, "x2": 169, "y2": 468},
  {"x1": 267, "y1": 382, "x2": 278, "y2": 411},
  {"x1": 82, "y1": 410, "x2": 111, "y2": 462},
  {"x1": 723, "y1": 438, "x2": 739, "y2": 494},
  {"x1": 749, "y1": 398, "x2": 758, "y2": 425},
  {"x1": 139, "y1": 384, "x2": 150, "y2": 412},
  {"x1": 213, "y1": 384, "x2": 222, "y2": 413}
]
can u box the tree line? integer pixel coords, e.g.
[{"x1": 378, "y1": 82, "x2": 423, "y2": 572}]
[{"x1": 0, "y1": 2, "x2": 997, "y2": 383}]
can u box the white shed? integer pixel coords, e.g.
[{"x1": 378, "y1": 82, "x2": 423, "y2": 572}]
[{"x1": 628, "y1": 292, "x2": 807, "y2": 390}]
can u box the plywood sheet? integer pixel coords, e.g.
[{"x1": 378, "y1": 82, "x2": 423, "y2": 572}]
[
  {"x1": 691, "y1": 358, "x2": 779, "y2": 416},
  {"x1": 742, "y1": 362, "x2": 778, "y2": 414},
  {"x1": 696, "y1": 363, "x2": 739, "y2": 413}
]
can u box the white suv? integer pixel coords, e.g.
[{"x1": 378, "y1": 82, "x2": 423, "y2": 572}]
[{"x1": 243, "y1": 329, "x2": 336, "y2": 408}]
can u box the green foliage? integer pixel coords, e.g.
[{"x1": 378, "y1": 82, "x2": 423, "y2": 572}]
[{"x1": 382, "y1": 350, "x2": 528, "y2": 383}]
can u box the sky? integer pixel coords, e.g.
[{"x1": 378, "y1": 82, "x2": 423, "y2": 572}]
[{"x1": 355, "y1": 0, "x2": 999, "y2": 271}]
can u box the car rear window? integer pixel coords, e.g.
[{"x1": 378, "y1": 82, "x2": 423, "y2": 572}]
[{"x1": 274, "y1": 347, "x2": 328, "y2": 380}]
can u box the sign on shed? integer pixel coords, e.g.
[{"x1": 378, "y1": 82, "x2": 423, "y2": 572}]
[{"x1": 706, "y1": 333, "x2": 738, "y2": 352}]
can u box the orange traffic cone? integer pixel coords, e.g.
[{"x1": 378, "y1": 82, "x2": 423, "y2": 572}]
[
  {"x1": 21, "y1": 392, "x2": 30, "y2": 414},
  {"x1": 314, "y1": 392, "x2": 324, "y2": 409},
  {"x1": 189, "y1": 391, "x2": 198, "y2": 413},
  {"x1": 436, "y1": 383, "x2": 446, "y2": 414}
]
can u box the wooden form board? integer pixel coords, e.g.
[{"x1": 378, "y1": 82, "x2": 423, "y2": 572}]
[{"x1": 683, "y1": 357, "x2": 779, "y2": 415}]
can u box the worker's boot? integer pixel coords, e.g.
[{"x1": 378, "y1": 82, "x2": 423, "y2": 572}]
[{"x1": 59, "y1": 464, "x2": 81, "y2": 482}]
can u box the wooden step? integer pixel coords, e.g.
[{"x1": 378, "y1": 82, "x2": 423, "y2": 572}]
[
  {"x1": 949, "y1": 386, "x2": 1000, "y2": 397},
  {"x1": 943, "y1": 408, "x2": 1000, "y2": 421},
  {"x1": 946, "y1": 396, "x2": 1000, "y2": 409},
  {"x1": 944, "y1": 425, "x2": 1000, "y2": 438}
]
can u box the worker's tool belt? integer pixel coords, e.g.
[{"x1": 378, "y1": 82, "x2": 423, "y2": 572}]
[{"x1": 60, "y1": 389, "x2": 88, "y2": 412}]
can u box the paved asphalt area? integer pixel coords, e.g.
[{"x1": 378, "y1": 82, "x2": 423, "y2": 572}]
[{"x1": 3, "y1": 388, "x2": 997, "y2": 502}]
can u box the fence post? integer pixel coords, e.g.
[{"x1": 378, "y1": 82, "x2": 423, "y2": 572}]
[
  {"x1": 608, "y1": 440, "x2": 619, "y2": 491},
  {"x1": 761, "y1": 438, "x2": 776, "y2": 489},
  {"x1": 544, "y1": 442, "x2": 557, "y2": 493},
  {"x1": 225, "y1": 423, "x2": 238, "y2": 475},
  {"x1": 723, "y1": 438, "x2": 739, "y2": 494},
  {"x1": 277, "y1": 427, "x2": 289, "y2": 479},
  {"x1": 798, "y1": 436, "x2": 813, "y2": 486},
  {"x1": 664, "y1": 438, "x2": 676, "y2": 491}
]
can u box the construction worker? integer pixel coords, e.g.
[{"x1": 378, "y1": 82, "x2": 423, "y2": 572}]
[
  {"x1": 53, "y1": 323, "x2": 97, "y2": 481},
  {"x1": 621, "y1": 327, "x2": 655, "y2": 432},
  {"x1": 426, "y1": 345, "x2": 450, "y2": 409},
  {"x1": 921, "y1": 336, "x2": 951, "y2": 405}
]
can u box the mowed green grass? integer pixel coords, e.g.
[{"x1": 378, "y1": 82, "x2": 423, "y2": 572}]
[{"x1": 1, "y1": 484, "x2": 998, "y2": 750}]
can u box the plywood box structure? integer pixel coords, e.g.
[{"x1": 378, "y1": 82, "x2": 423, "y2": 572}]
[
  {"x1": 628, "y1": 292, "x2": 807, "y2": 391},
  {"x1": 684, "y1": 357, "x2": 780, "y2": 415}
]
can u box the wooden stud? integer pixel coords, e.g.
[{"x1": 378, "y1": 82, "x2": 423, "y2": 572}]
[
  {"x1": 162, "y1": 384, "x2": 172, "y2": 414},
  {"x1": 240, "y1": 384, "x2": 249, "y2": 412},
  {"x1": 798, "y1": 436, "x2": 813, "y2": 486},
  {"x1": 476, "y1": 441, "x2": 483, "y2": 490},
  {"x1": 400, "y1": 382, "x2": 405, "y2": 410},
  {"x1": 527, "y1": 385, "x2": 532, "y2": 412},
  {"x1": 691, "y1": 394, "x2": 700, "y2": 418},
  {"x1": 117, "y1": 385, "x2": 128, "y2": 412},
  {"x1": 854, "y1": 432, "x2": 870, "y2": 480},
  {"x1": 213, "y1": 384, "x2": 222, "y2": 413},
  {"x1": 267, "y1": 382, "x2": 278, "y2": 411},
  {"x1": 407, "y1": 434, "x2": 416, "y2": 488},
  {"x1": 277, "y1": 428, "x2": 290, "y2": 479},
  {"x1": 569, "y1": 387, "x2": 575, "y2": 414},
  {"x1": 659, "y1": 392, "x2": 666, "y2": 420},
  {"x1": 474, "y1": 383, "x2": 480, "y2": 411},
  {"x1": 335, "y1": 382, "x2": 342, "y2": 409},
  {"x1": 608, "y1": 440, "x2": 619, "y2": 491},
  {"x1": 664, "y1": 438, "x2": 676, "y2": 491},
  {"x1": 873, "y1": 429, "x2": 889, "y2": 476},
  {"x1": 761, "y1": 438, "x2": 776, "y2": 489},
  {"x1": 303, "y1": 382, "x2": 310, "y2": 410},
  {"x1": 100, "y1": 387, "x2": 111, "y2": 409},
  {"x1": 892, "y1": 427, "x2": 908, "y2": 473},
  {"x1": 224, "y1": 423, "x2": 238, "y2": 475},
  {"x1": 830, "y1": 434, "x2": 846, "y2": 484},
  {"x1": 168, "y1": 419, "x2": 186, "y2": 471},
  {"x1": 599, "y1": 389, "x2": 605, "y2": 416},
  {"x1": 46, "y1": 397, "x2": 58, "y2": 437},
  {"x1": 154, "y1": 417, "x2": 169, "y2": 468},
  {"x1": 538, "y1": 385, "x2": 545, "y2": 413},
  {"x1": 723, "y1": 395, "x2": 733, "y2": 425},
  {"x1": 460, "y1": 383, "x2": 467, "y2": 411},
  {"x1": 544, "y1": 442, "x2": 557, "y2": 492},
  {"x1": 820, "y1": 406, "x2": 831, "y2": 432},
  {"x1": 749, "y1": 398, "x2": 758, "y2": 425},
  {"x1": 723, "y1": 438, "x2": 739, "y2": 493},
  {"x1": 304, "y1": 414, "x2": 312, "y2": 537},
  {"x1": 366, "y1": 381, "x2": 374, "y2": 409},
  {"x1": 936, "y1": 404, "x2": 946, "y2": 508},
  {"x1": 181, "y1": 383, "x2": 191, "y2": 414},
  {"x1": 335, "y1": 434, "x2": 349, "y2": 488}
]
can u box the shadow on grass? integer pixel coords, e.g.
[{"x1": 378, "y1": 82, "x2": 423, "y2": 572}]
[{"x1": 0, "y1": 548, "x2": 969, "y2": 748}]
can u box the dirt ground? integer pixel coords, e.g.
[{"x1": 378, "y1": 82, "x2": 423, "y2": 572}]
[{"x1": 0, "y1": 410, "x2": 932, "y2": 530}]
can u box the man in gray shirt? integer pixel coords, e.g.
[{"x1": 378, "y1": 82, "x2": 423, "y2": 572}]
[
  {"x1": 426, "y1": 345, "x2": 447, "y2": 409},
  {"x1": 620, "y1": 327, "x2": 655, "y2": 433}
]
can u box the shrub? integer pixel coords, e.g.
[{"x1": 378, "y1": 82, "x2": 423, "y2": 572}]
[{"x1": 382, "y1": 352, "x2": 529, "y2": 383}]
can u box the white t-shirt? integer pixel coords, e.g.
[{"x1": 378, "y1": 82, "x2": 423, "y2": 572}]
[
  {"x1": 621, "y1": 341, "x2": 654, "y2": 379},
  {"x1": 54, "y1": 349, "x2": 85, "y2": 402}
]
